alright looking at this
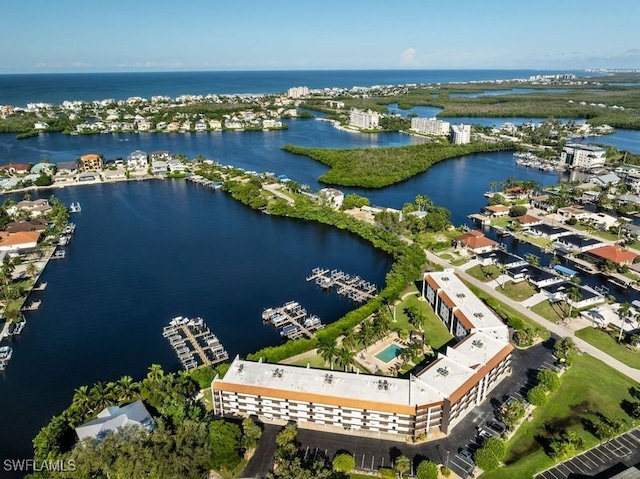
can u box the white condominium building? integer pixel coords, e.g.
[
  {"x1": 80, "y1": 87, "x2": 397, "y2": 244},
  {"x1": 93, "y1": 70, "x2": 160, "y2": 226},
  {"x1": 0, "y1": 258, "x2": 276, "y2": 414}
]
[
  {"x1": 451, "y1": 124, "x2": 471, "y2": 144},
  {"x1": 410, "y1": 117, "x2": 450, "y2": 136},
  {"x1": 287, "y1": 86, "x2": 309, "y2": 99},
  {"x1": 349, "y1": 109, "x2": 380, "y2": 130},
  {"x1": 212, "y1": 271, "x2": 513, "y2": 441},
  {"x1": 560, "y1": 144, "x2": 607, "y2": 169}
]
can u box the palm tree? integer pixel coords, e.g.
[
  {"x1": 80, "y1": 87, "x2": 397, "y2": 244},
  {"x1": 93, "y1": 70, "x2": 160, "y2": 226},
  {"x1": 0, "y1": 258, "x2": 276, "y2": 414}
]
[
  {"x1": 71, "y1": 385, "x2": 91, "y2": 415},
  {"x1": 116, "y1": 375, "x2": 138, "y2": 402},
  {"x1": 335, "y1": 346, "x2": 356, "y2": 372},
  {"x1": 146, "y1": 363, "x2": 165, "y2": 385},
  {"x1": 359, "y1": 321, "x2": 375, "y2": 348},
  {"x1": 566, "y1": 286, "x2": 582, "y2": 319},
  {"x1": 317, "y1": 337, "x2": 338, "y2": 370},
  {"x1": 25, "y1": 262, "x2": 38, "y2": 278},
  {"x1": 393, "y1": 455, "x2": 411, "y2": 478},
  {"x1": 618, "y1": 303, "x2": 632, "y2": 342},
  {"x1": 342, "y1": 330, "x2": 360, "y2": 351}
]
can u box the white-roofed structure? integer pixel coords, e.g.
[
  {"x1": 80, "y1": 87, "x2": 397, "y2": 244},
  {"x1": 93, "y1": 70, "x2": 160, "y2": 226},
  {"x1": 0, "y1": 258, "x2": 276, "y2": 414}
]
[
  {"x1": 75, "y1": 400, "x2": 155, "y2": 441},
  {"x1": 212, "y1": 271, "x2": 513, "y2": 440}
]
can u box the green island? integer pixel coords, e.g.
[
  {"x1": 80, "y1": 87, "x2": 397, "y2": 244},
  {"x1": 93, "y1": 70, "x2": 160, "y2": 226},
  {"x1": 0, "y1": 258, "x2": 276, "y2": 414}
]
[{"x1": 283, "y1": 141, "x2": 514, "y2": 188}]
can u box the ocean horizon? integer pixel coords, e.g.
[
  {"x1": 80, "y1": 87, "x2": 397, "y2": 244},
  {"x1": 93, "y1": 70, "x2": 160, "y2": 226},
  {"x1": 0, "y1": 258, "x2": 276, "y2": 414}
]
[{"x1": 0, "y1": 69, "x2": 590, "y2": 106}]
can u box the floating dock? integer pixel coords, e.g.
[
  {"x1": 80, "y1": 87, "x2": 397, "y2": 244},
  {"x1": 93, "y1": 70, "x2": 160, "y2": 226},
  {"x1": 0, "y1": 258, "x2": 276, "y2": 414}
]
[
  {"x1": 262, "y1": 301, "x2": 324, "y2": 339},
  {"x1": 162, "y1": 316, "x2": 228, "y2": 371},
  {"x1": 186, "y1": 175, "x2": 223, "y2": 190},
  {"x1": 306, "y1": 267, "x2": 377, "y2": 303}
]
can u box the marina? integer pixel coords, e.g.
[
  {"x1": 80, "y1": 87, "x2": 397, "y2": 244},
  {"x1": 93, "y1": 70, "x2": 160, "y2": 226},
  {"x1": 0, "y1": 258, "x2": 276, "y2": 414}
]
[
  {"x1": 262, "y1": 301, "x2": 324, "y2": 339},
  {"x1": 162, "y1": 316, "x2": 229, "y2": 371},
  {"x1": 306, "y1": 267, "x2": 378, "y2": 303},
  {"x1": 186, "y1": 175, "x2": 223, "y2": 189}
]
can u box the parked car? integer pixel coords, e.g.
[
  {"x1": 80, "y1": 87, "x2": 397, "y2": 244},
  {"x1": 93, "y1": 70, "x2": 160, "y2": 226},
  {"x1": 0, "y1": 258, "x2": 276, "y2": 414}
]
[
  {"x1": 458, "y1": 448, "x2": 474, "y2": 462},
  {"x1": 487, "y1": 420, "x2": 506, "y2": 433},
  {"x1": 478, "y1": 428, "x2": 493, "y2": 440}
]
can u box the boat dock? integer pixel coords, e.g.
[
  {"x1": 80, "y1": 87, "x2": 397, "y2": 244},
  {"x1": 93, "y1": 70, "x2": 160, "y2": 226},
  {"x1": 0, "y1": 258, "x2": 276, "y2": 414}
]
[
  {"x1": 21, "y1": 300, "x2": 41, "y2": 312},
  {"x1": 162, "y1": 316, "x2": 229, "y2": 371},
  {"x1": 187, "y1": 175, "x2": 223, "y2": 190},
  {"x1": 262, "y1": 301, "x2": 324, "y2": 339},
  {"x1": 306, "y1": 267, "x2": 377, "y2": 303}
]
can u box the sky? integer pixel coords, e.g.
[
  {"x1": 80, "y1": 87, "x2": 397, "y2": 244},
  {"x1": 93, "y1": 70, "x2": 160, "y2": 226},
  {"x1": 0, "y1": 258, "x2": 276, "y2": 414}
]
[{"x1": 1, "y1": 0, "x2": 639, "y2": 73}]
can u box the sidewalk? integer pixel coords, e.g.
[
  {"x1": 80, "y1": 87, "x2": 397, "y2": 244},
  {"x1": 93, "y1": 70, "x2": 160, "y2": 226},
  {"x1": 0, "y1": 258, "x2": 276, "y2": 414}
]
[{"x1": 426, "y1": 250, "x2": 640, "y2": 383}]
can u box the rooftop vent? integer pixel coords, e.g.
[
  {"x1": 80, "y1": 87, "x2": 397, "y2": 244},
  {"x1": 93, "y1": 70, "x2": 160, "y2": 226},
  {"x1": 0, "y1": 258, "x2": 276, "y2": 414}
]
[
  {"x1": 272, "y1": 368, "x2": 284, "y2": 378},
  {"x1": 456, "y1": 293, "x2": 466, "y2": 299},
  {"x1": 474, "y1": 312, "x2": 484, "y2": 318},
  {"x1": 324, "y1": 374, "x2": 334, "y2": 384},
  {"x1": 441, "y1": 276, "x2": 450, "y2": 281},
  {"x1": 437, "y1": 367, "x2": 449, "y2": 377},
  {"x1": 377, "y1": 379, "x2": 390, "y2": 391},
  {"x1": 472, "y1": 339, "x2": 484, "y2": 348},
  {"x1": 238, "y1": 364, "x2": 244, "y2": 373}
]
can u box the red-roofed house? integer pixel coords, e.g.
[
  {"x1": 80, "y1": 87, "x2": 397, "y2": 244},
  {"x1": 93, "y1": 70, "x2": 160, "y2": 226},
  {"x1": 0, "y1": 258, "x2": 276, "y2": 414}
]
[
  {"x1": 481, "y1": 205, "x2": 510, "y2": 218},
  {"x1": 79, "y1": 154, "x2": 103, "y2": 172},
  {"x1": 0, "y1": 163, "x2": 30, "y2": 175},
  {"x1": 0, "y1": 231, "x2": 42, "y2": 251},
  {"x1": 453, "y1": 230, "x2": 498, "y2": 254},
  {"x1": 583, "y1": 245, "x2": 638, "y2": 266},
  {"x1": 513, "y1": 214, "x2": 543, "y2": 227}
]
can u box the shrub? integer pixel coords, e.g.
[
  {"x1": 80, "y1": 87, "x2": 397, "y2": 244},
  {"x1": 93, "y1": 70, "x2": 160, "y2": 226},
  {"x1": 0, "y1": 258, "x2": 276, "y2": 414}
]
[
  {"x1": 440, "y1": 466, "x2": 452, "y2": 477},
  {"x1": 474, "y1": 437, "x2": 506, "y2": 471},
  {"x1": 332, "y1": 453, "x2": 355, "y2": 473},
  {"x1": 379, "y1": 467, "x2": 396, "y2": 479},
  {"x1": 509, "y1": 205, "x2": 527, "y2": 217},
  {"x1": 527, "y1": 384, "x2": 548, "y2": 406},
  {"x1": 537, "y1": 369, "x2": 561, "y2": 392},
  {"x1": 566, "y1": 217, "x2": 578, "y2": 225},
  {"x1": 416, "y1": 460, "x2": 438, "y2": 479}
]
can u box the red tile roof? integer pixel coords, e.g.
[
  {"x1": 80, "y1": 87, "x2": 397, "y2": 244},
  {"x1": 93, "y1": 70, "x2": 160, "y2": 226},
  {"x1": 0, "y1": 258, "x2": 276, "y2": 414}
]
[
  {"x1": 589, "y1": 245, "x2": 638, "y2": 264},
  {"x1": 454, "y1": 231, "x2": 497, "y2": 250},
  {"x1": 515, "y1": 214, "x2": 541, "y2": 225}
]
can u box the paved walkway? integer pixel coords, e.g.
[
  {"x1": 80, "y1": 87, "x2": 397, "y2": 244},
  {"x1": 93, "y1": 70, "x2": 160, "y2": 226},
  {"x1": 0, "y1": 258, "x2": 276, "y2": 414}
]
[
  {"x1": 521, "y1": 291, "x2": 548, "y2": 308},
  {"x1": 426, "y1": 250, "x2": 640, "y2": 383},
  {"x1": 262, "y1": 184, "x2": 294, "y2": 204}
]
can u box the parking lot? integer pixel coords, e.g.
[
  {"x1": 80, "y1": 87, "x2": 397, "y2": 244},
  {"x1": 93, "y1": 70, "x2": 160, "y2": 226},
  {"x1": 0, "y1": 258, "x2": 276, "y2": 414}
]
[
  {"x1": 291, "y1": 339, "x2": 558, "y2": 479},
  {"x1": 536, "y1": 427, "x2": 640, "y2": 479}
]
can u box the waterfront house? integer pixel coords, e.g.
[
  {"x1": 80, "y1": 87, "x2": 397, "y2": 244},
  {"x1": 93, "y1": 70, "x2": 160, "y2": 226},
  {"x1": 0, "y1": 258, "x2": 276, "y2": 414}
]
[
  {"x1": 5, "y1": 219, "x2": 49, "y2": 234},
  {"x1": 30, "y1": 162, "x2": 55, "y2": 176},
  {"x1": 150, "y1": 151, "x2": 172, "y2": 161},
  {"x1": 151, "y1": 161, "x2": 168, "y2": 175},
  {"x1": 103, "y1": 169, "x2": 126, "y2": 181},
  {"x1": 531, "y1": 194, "x2": 554, "y2": 212},
  {"x1": 167, "y1": 159, "x2": 188, "y2": 173},
  {"x1": 8, "y1": 199, "x2": 51, "y2": 218},
  {"x1": 317, "y1": 188, "x2": 344, "y2": 209},
  {"x1": 55, "y1": 161, "x2": 78, "y2": 175},
  {"x1": 582, "y1": 245, "x2": 638, "y2": 267},
  {"x1": 506, "y1": 264, "x2": 563, "y2": 288},
  {"x1": 127, "y1": 150, "x2": 148, "y2": 169},
  {"x1": 79, "y1": 154, "x2": 103, "y2": 172},
  {"x1": 553, "y1": 234, "x2": 603, "y2": 253},
  {"x1": 541, "y1": 282, "x2": 605, "y2": 309},
  {"x1": 452, "y1": 230, "x2": 498, "y2": 255},
  {"x1": 527, "y1": 223, "x2": 573, "y2": 240},
  {"x1": 0, "y1": 231, "x2": 42, "y2": 252},
  {"x1": 590, "y1": 172, "x2": 620, "y2": 187},
  {"x1": 0, "y1": 163, "x2": 30, "y2": 176},
  {"x1": 512, "y1": 214, "x2": 543, "y2": 228},
  {"x1": 476, "y1": 250, "x2": 527, "y2": 268},
  {"x1": 481, "y1": 205, "x2": 510, "y2": 218},
  {"x1": 208, "y1": 119, "x2": 223, "y2": 131},
  {"x1": 75, "y1": 400, "x2": 154, "y2": 441}
]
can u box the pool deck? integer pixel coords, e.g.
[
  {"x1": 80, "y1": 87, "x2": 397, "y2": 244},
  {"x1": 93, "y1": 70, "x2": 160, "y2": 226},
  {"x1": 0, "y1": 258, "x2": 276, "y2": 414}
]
[{"x1": 355, "y1": 333, "x2": 409, "y2": 375}]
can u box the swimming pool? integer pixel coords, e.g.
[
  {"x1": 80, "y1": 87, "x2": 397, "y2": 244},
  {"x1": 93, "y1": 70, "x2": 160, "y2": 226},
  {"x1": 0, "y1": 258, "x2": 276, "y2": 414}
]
[{"x1": 375, "y1": 343, "x2": 404, "y2": 363}]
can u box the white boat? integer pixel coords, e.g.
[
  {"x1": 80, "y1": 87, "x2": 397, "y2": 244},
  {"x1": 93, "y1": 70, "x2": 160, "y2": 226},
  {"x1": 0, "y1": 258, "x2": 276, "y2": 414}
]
[
  {"x1": 69, "y1": 202, "x2": 82, "y2": 213},
  {"x1": 0, "y1": 346, "x2": 13, "y2": 361}
]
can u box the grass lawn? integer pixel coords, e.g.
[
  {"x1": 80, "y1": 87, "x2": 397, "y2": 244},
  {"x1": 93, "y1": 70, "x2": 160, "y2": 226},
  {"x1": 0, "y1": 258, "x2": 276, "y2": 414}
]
[
  {"x1": 467, "y1": 264, "x2": 502, "y2": 282},
  {"x1": 576, "y1": 326, "x2": 640, "y2": 369},
  {"x1": 499, "y1": 281, "x2": 537, "y2": 301},
  {"x1": 573, "y1": 223, "x2": 619, "y2": 241},
  {"x1": 450, "y1": 257, "x2": 468, "y2": 267},
  {"x1": 394, "y1": 294, "x2": 452, "y2": 350},
  {"x1": 481, "y1": 354, "x2": 640, "y2": 479},
  {"x1": 289, "y1": 353, "x2": 329, "y2": 369},
  {"x1": 439, "y1": 253, "x2": 454, "y2": 260},
  {"x1": 491, "y1": 217, "x2": 513, "y2": 228},
  {"x1": 531, "y1": 300, "x2": 569, "y2": 324}
]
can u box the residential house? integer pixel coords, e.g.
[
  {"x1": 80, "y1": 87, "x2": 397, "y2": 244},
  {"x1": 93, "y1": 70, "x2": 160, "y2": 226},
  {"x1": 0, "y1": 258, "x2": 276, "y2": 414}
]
[
  {"x1": 512, "y1": 214, "x2": 543, "y2": 228},
  {"x1": 5, "y1": 219, "x2": 49, "y2": 233},
  {"x1": 167, "y1": 159, "x2": 187, "y2": 173},
  {"x1": 452, "y1": 230, "x2": 497, "y2": 255},
  {"x1": 127, "y1": 150, "x2": 148, "y2": 169},
  {"x1": 30, "y1": 162, "x2": 55, "y2": 176},
  {"x1": 55, "y1": 161, "x2": 78, "y2": 175},
  {"x1": 583, "y1": 245, "x2": 638, "y2": 267},
  {"x1": 530, "y1": 195, "x2": 554, "y2": 212},
  {"x1": 8, "y1": 199, "x2": 51, "y2": 218},
  {"x1": 481, "y1": 205, "x2": 510, "y2": 218},
  {"x1": 527, "y1": 223, "x2": 572, "y2": 240},
  {"x1": 0, "y1": 231, "x2": 42, "y2": 251},
  {"x1": 0, "y1": 163, "x2": 30, "y2": 175},
  {"x1": 318, "y1": 188, "x2": 344, "y2": 209},
  {"x1": 541, "y1": 282, "x2": 605, "y2": 309},
  {"x1": 476, "y1": 250, "x2": 527, "y2": 268},
  {"x1": 78, "y1": 171, "x2": 101, "y2": 182},
  {"x1": 151, "y1": 161, "x2": 168, "y2": 175},
  {"x1": 553, "y1": 234, "x2": 603, "y2": 253},
  {"x1": 590, "y1": 172, "x2": 620, "y2": 187},
  {"x1": 79, "y1": 154, "x2": 103, "y2": 172},
  {"x1": 75, "y1": 400, "x2": 154, "y2": 441}
]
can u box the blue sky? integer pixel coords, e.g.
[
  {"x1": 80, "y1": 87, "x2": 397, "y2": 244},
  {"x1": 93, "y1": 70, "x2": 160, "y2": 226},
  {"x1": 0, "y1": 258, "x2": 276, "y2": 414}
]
[{"x1": 1, "y1": 0, "x2": 639, "y2": 73}]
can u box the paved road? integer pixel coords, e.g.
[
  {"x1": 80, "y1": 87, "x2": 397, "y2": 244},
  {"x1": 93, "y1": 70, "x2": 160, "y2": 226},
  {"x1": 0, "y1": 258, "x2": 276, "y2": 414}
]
[
  {"x1": 426, "y1": 250, "x2": 640, "y2": 383},
  {"x1": 240, "y1": 424, "x2": 279, "y2": 479}
]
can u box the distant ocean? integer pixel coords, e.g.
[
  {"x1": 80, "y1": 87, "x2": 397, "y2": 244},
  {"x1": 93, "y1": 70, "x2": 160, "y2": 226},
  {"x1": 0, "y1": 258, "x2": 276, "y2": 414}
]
[{"x1": 0, "y1": 69, "x2": 590, "y2": 106}]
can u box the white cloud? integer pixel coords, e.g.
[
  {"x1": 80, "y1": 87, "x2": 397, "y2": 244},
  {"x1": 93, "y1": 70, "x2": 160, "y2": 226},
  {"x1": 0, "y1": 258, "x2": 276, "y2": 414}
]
[{"x1": 400, "y1": 47, "x2": 418, "y2": 66}]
